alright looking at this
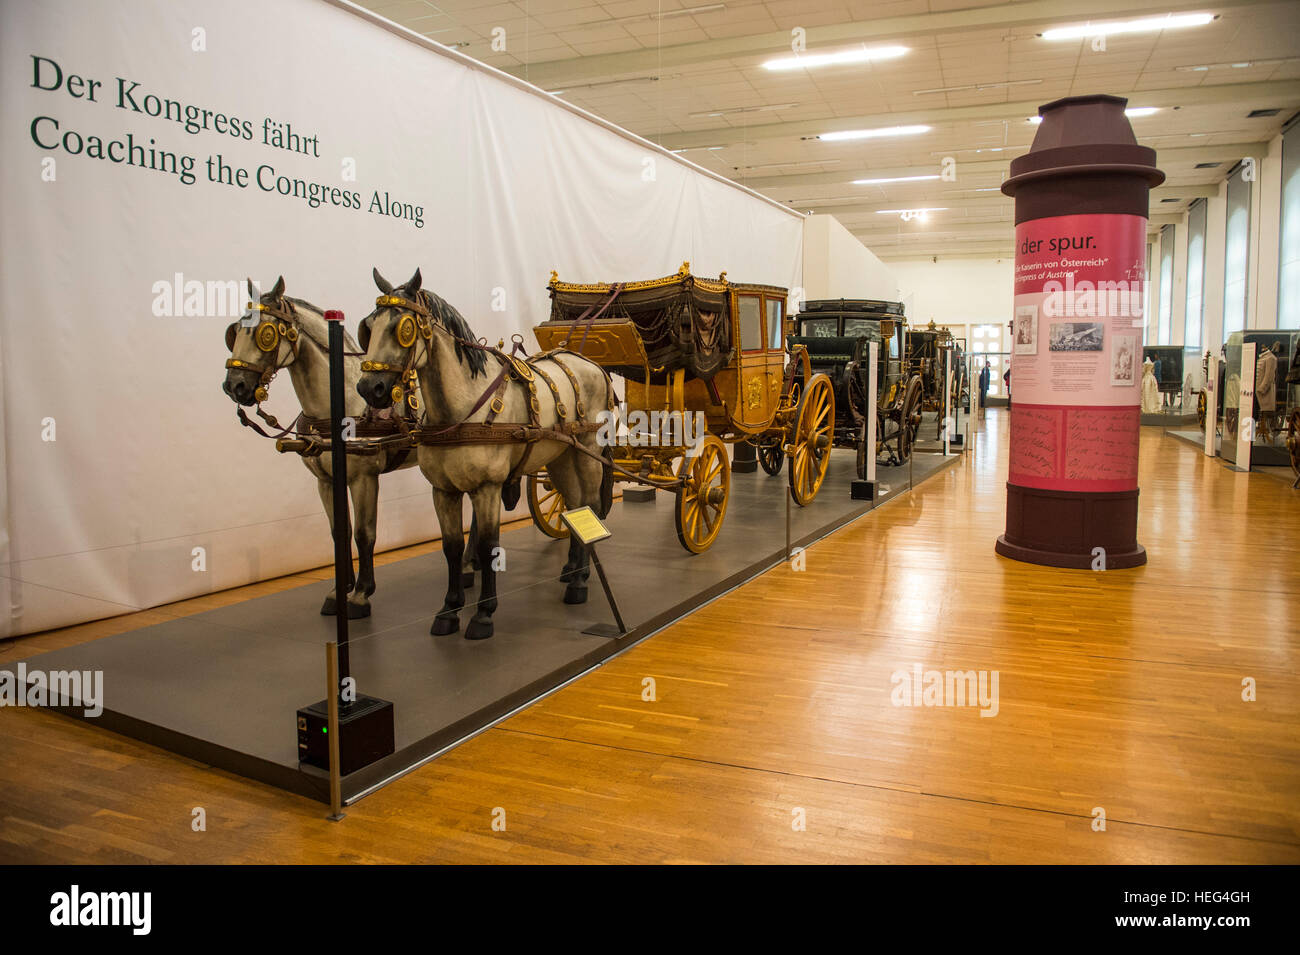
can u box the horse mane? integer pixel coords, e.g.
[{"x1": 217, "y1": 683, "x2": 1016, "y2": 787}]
[
  {"x1": 282, "y1": 296, "x2": 361, "y2": 354},
  {"x1": 417, "y1": 289, "x2": 488, "y2": 378}
]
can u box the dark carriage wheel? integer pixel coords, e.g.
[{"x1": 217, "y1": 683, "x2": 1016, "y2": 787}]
[
  {"x1": 897, "y1": 376, "x2": 923, "y2": 464},
  {"x1": 758, "y1": 440, "x2": 785, "y2": 475}
]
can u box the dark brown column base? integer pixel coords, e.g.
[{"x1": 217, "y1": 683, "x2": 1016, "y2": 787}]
[
  {"x1": 997, "y1": 482, "x2": 1147, "y2": 570},
  {"x1": 995, "y1": 535, "x2": 1145, "y2": 569},
  {"x1": 732, "y1": 440, "x2": 758, "y2": 473}
]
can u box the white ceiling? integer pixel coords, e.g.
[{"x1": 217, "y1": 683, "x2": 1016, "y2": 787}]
[{"x1": 355, "y1": 0, "x2": 1300, "y2": 258}]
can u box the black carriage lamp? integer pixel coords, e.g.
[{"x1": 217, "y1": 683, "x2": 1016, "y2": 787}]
[{"x1": 297, "y1": 308, "x2": 394, "y2": 810}]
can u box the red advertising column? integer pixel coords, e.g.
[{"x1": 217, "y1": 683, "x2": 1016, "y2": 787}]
[{"x1": 996, "y1": 95, "x2": 1164, "y2": 569}]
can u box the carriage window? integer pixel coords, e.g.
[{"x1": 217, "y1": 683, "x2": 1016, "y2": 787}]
[
  {"x1": 766, "y1": 299, "x2": 784, "y2": 349},
  {"x1": 800, "y1": 318, "x2": 837, "y2": 338},
  {"x1": 844, "y1": 319, "x2": 874, "y2": 338},
  {"x1": 738, "y1": 295, "x2": 763, "y2": 351}
]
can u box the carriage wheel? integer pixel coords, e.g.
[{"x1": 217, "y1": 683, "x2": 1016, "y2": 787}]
[
  {"x1": 789, "y1": 373, "x2": 835, "y2": 506},
  {"x1": 897, "y1": 376, "x2": 923, "y2": 464},
  {"x1": 674, "y1": 435, "x2": 729, "y2": 553},
  {"x1": 1197, "y1": 391, "x2": 1207, "y2": 432},
  {"x1": 758, "y1": 440, "x2": 785, "y2": 476},
  {"x1": 526, "y1": 471, "x2": 568, "y2": 539}
]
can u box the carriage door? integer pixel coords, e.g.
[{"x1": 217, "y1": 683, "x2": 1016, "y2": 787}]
[{"x1": 735, "y1": 292, "x2": 770, "y2": 427}]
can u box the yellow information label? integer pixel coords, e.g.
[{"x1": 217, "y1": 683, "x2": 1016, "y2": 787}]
[{"x1": 560, "y1": 506, "x2": 611, "y2": 545}]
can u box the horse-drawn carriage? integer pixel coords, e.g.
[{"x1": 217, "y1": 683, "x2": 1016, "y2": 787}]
[
  {"x1": 788, "y1": 299, "x2": 923, "y2": 478},
  {"x1": 532, "y1": 262, "x2": 835, "y2": 553},
  {"x1": 906, "y1": 320, "x2": 966, "y2": 435}
]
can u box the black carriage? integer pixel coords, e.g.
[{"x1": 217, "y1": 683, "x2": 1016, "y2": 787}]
[
  {"x1": 906, "y1": 320, "x2": 967, "y2": 437},
  {"x1": 789, "y1": 298, "x2": 924, "y2": 477}
]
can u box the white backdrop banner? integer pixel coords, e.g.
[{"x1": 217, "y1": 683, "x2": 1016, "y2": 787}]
[{"x1": 0, "y1": 0, "x2": 803, "y2": 636}]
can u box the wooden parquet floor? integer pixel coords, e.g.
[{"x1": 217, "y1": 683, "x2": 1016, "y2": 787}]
[{"x1": 1, "y1": 409, "x2": 1297, "y2": 864}]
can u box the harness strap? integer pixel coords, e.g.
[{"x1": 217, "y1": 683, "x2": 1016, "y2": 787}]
[{"x1": 564, "y1": 283, "x2": 625, "y2": 355}]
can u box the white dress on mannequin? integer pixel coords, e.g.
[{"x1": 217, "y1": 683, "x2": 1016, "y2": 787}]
[{"x1": 1141, "y1": 360, "x2": 1160, "y2": 413}]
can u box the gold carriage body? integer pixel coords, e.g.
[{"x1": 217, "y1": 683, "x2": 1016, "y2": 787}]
[{"x1": 530, "y1": 262, "x2": 835, "y2": 553}]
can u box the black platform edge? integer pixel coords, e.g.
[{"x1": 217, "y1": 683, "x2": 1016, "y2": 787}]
[{"x1": 12, "y1": 454, "x2": 962, "y2": 806}]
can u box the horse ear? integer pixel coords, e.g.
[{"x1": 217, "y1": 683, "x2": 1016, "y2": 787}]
[
  {"x1": 373, "y1": 268, "x2": 393, "y2": 294},
  {"x1": 406, "y1": 268, "x2": 422, "y2": 294},
  {"x1": 358, "y1": 317, "x2": 372, "y2": 352},
  {"x1": 225, "y1": 322, "x2": 238, "y2": 352},
  {"x1": 246, "y1": 277, "x2": 258, "y2": 300},
  {"x1": 271, "y1": 275, "x2": 285, "y2": 299}
]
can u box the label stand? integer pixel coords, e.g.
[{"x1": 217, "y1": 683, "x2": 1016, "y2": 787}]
[{"x1": 851, "y1": 340, "x2": 879, "y2": 501}]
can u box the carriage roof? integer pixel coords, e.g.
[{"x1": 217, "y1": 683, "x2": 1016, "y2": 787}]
[{"x1": 536, "y1": 262, "x2": 787, "y2": 380}]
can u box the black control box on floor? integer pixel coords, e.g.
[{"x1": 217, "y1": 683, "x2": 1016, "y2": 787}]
[
  {"x1": 297, "y1": 695, "x2": 394, "y2": 775},
  {"x1": 850, "y1": 479, "x2": 875, "y2": 501}
]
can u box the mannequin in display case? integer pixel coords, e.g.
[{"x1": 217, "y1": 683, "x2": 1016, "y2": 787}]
[{"x1": 1141, "y1": 358, "x2": 1159, "y2": 413}]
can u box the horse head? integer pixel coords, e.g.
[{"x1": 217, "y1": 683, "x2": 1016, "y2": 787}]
[{"x1": 222, "y1": 276, "x2": 302, "y2": 406}]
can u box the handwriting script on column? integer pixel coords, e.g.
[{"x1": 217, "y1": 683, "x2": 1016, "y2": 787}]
[
  {"x1": 1064, "y1": 408, "x2": 1139, "y2": 481},
  {"x1": 1010, "y1": 407, "x2": 1060, "y2": 478}
]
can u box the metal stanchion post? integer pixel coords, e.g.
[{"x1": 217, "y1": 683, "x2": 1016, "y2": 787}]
[{"x1": 326, "y1": 641, "x2": 344, "y2": 821}]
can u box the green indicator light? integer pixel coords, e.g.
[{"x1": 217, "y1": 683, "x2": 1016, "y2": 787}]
[{"x1": 321, "y1": 727, "x2": 327, "y2": 734}]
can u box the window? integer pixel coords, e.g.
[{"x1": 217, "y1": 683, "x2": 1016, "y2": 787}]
[
  {"x1": 737, "y1": 295, "x2": 763, "y2": 350},
  {"x1": 766, "y1": 299, "x2": 784, "y2": 349},
  {"x1": 1158, "y1": 224, "x2": 1174, "y2": 344},
  {"x1": 1223, "y1": 163, "x2": 1252, "y2": 339},
  {"x1": 1185, "y1": 199, "x2": 1206, "y2": 347},
  {"x1": 1143, "y1": 242, "x2": 1153, "y2": 336},
  {"x1": 1281, "y1": 122, "x2": 1300, "y2": 329},
  {"x1": 800, "y1": 318, "x2": 837, "y2": 338}
]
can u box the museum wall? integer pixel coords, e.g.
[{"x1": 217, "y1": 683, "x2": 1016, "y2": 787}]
[
  {"x1": 892, "y1": 257, "x2": 1015, "y2": 329},
  {"x1": 0, "y1": 0, "x2": 804, "y2": 636},
  {"x1": 801, "y1": 215, "x2": 898, "y2": 303}
]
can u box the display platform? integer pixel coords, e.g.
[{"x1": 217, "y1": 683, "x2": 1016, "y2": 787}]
[
  {"x1": 4, "y1": 449, "x2": 959, "y2": 805},
  {"x1": 1167, "y1": 428, "x2": 1292, "y2": 467},
  {"x1": 1141, "y1": 412, "x2": 1199, "y2": 427}
]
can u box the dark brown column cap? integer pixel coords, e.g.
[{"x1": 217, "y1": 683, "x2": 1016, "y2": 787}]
[{"x1": 1003, "y1": 94, "x2": 1165, "y2": 196}]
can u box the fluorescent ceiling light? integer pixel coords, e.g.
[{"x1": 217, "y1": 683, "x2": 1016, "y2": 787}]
[
  {"x1": 913, "y1": 79, "x2": 1041, "y2": 95},
  {"x1": 740, "y1": 159, "x2": 842, "y2": 171},
  {"x1": 1028, "y1": 107, "x2": 1158, "y2": 123},
  {"x1": 875, "y1": 207, "x2": 947, "y2": 214},
  {"x1": 852, "y1": 174, "x2": 942, "y2": 185},
  {"x1": 818, "y1": 124, "x2": 930, "y2": 142},
  {"x1": 687, "y1": 103, "x2": 799, "y2": 118},
  {"x1": 1041, "y1": 13, "x2": 1214, "y2": 41},
  {"x1": 763, "y1": 45, "x2": 907, "y2": 72},
  {"x1": 613, "y1": 3, "x2": 725, "y2": 24}
]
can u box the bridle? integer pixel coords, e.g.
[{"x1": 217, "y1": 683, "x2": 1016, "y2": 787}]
[
  {"x1": 224, "y1": 296, "x2": 302, "y2": 404},
  {"x1": 360, "y1": 292, "x2": 437, "y2": 411}
]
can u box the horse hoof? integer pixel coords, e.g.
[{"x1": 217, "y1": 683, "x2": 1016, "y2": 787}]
[
  {"x1": 460, "y1": 571, "x2": 476, "y2": 588},
  {"x1": 320, "y1": 597, "x2": 338, "y2": 616},
  {"x1": 346, "y1": 601, "x2": 371, "y2": 619},
  {"x1": 431, "y1": 614, "x2": 459, "y2": 636},
  {"x1": 465, "y1": 616, "x2": 494, "y2": 640},
  {"x1": 563, "y1": 585, "x2": 588, "y2": 605}
]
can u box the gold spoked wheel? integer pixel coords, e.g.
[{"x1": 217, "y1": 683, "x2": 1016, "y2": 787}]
[
  {"x1": 789, "y1": 373, "x2": 835, "y2": 506},
  {"x1": 674, "y1": 434, "x2": 730, "y2": 554},
  {"x1": 526, "y1": 470, "x2": 568, "y2": 539}
]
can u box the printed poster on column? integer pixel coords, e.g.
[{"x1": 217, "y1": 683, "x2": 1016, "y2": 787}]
[{"x1": 1008, "y1": 213, "x2": 1146, "y2": 492}]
